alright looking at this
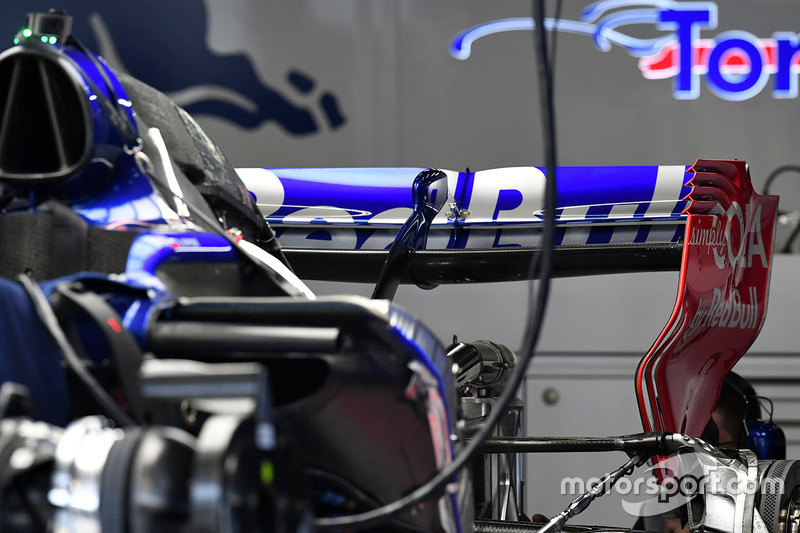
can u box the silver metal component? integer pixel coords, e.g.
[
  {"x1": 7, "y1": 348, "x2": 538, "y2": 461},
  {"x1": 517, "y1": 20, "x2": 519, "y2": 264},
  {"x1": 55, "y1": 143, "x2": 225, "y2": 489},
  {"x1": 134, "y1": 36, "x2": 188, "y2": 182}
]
[
  {"x1": 187, "y1": 414, "x2": 245, "y2": 533},
  {"x1": 140, "y1": 359, "x2": 266, "y2": 400},
  {"x1": 685, "y1": 449, "x2": 753, "y2": 533},
  {"x1": 787, "y1": 488, "x2": 800, "y2": 533},
  {"x1": 450, "y1": 347, "x2": 482, "y2": 389},
  {"x1": 462, "y1": 396, "x2": 524, "y2": 521},
  {"x1": 121, "y1": 136, "x2": 143, "y2": 156},
  {"x1": 446, "y1": 201, "x2": 470, "y2": 221},
  {"x1": 133, "y1": 149, "x2": 155, "y2": 176},
  {"x1": 742, "y1": 450, "x2": 760, "y2": 533},
  {"x1": 48, "y1": 417, "x2": 124, "y2": 533},
  {"x1": 642, "y1": 436, "x2": 775, "y2": 533},
  {"x1": 0, "y1": 417, "x2": 62, "y2": 472},
  {"x1": 448, "y1": 341, "x2": 516, "y2": 393}
]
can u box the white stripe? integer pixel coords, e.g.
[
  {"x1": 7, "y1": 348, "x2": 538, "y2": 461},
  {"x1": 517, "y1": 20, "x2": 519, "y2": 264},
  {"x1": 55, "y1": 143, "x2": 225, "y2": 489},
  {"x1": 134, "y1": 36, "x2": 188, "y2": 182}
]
[
  {"x1": 148, "y1": 127, "x2": 190, "y2": 218},
  {"x1": 236, "y1": 240, "x2": 315, "y2": 299},
  {"x1": 609, "y1": 226, "x2": 640, "y2": 244},
  {"x1": 646, "y1": 225, "x2": 682, "y2": 242},
  {"x1": 645, "y1": 166, "x2": 686, "y2": 218},
  {"x1": 607, "y1": 203, "x2": 640, "y2": 219},
  {"x1": 560, "y1": 227, "x2": 592, "y2": 245},
  {"x1": 558, "y1": 205, "x2": 591, "y2": 221}
]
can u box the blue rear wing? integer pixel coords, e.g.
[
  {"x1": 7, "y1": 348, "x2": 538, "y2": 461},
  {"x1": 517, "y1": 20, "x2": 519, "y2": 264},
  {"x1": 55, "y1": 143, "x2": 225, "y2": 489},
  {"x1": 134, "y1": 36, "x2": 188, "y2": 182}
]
[{"x1": 237, "y1": 165, "x2": 694, "y2": 284}]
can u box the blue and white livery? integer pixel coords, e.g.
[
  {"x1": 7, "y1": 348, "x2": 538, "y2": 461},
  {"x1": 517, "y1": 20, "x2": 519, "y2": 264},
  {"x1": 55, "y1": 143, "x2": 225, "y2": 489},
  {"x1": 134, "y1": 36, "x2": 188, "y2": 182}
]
[{"x1": 239, "y1": 165, "x2": 692, "y2": 251}]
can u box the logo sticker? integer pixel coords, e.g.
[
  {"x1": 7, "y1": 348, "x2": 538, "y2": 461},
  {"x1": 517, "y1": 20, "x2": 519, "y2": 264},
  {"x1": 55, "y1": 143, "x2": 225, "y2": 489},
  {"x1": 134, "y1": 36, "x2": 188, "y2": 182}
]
[
  {"x1": 1, "y1": 1, "x2": 346, "y2": 135},
  {"x1": 451, "y1": 0, "x2": 800, "y2": 101}
]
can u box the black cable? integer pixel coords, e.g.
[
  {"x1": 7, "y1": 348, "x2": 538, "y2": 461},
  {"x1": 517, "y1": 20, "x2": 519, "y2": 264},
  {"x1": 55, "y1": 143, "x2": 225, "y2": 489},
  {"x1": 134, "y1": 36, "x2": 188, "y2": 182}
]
[
  {"x1": 521, "y1": 0, "x2": 558, "y2": 361},
  {"x1": 755, "y1": 395, "x2": 775, "y2": 422},
  {"x1": 17, "y1": 274, "x2": 135, "y2": 427},
  {"x1": 763, "y1": 165, "x2": 800, "y2": 252},
  {"x1": 763, "y1": 164, "x2": 800, "y2": 196},
  {"x1": 549, "y1": 0, "x2": 564, "y2": 83},
  {"x1": 782, "y1": 221, "x2": 800, "y2": 253},
  {"x1": 314, "y1": 0, "x2": 559, "y2": 528}
]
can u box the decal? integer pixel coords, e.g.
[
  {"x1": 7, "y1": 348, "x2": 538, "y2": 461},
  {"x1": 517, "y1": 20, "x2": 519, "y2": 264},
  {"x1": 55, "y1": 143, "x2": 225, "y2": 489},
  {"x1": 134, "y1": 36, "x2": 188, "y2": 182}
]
[
  {"x1": 238, "y1": 165, "x2": 692, "y2": 250},
  {"x1": 688, "y1": 286, "x2": 760, "y2": 332},
  {"x1": 468, "y1": 167, "x2": 545, "y2": 223},
  {"x1": 685, "y1": 201, "x2": 768, "y2": 270},
  {"x1": 451, "y1": 0, "x2": 800, "y2": 101},
  {"x1": 0, "y1": 1, "x2": 346, "y2": 134}
]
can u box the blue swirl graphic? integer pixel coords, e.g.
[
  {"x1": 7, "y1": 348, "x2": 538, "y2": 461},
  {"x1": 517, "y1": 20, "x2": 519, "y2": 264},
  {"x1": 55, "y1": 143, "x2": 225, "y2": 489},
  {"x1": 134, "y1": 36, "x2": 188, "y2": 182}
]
[
  {"x1": 450, "y1": 0, "x2": 695, "y2": 60},
  {"x1": 581, "y1": 0, "x2": 680, "y2": 22}
]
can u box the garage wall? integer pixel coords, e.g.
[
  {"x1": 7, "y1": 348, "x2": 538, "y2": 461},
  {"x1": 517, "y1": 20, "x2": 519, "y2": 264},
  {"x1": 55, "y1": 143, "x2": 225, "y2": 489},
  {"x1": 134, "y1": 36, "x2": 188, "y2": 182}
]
[
  {"x1": 4, "y1": 1, "x2": 798, "y2": 215},
  {"x1": 4, "y1": 1, "x2": 800, "y2": 189}
]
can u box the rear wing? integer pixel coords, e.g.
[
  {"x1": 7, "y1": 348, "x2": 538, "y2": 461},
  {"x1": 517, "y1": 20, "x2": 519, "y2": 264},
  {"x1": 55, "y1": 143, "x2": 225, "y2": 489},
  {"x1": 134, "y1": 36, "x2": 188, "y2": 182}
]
[
  {"x1": 239, "y1": 160, "x2": 779, "y2": 439},
  {"x1": 238, "y1": 164, "x2": 692, "y2": 284}
]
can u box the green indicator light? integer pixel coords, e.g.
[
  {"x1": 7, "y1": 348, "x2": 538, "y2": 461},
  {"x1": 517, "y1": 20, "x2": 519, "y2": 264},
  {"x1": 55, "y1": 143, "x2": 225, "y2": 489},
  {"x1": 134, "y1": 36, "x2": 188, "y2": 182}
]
[
  {"x1": 260, "y1": 460, "x2": 274, "y2": 485},
  {"x1": 13, "y1": 38, "x2": 18, "y2": 45},
  {"x1": 48, "y1": 36, "x2": 57, "y2": 45},
  {"x1": 22, "y1": 28, "x2": 32, "y2": 38},
  {"x1": 40, "y1": 35, "x2": 48, "y2": 43}
]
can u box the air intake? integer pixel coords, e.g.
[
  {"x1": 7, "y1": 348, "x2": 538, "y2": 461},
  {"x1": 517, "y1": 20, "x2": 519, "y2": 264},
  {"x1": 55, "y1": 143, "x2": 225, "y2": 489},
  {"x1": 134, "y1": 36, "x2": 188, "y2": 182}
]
[{"x1": 0, "y1": 46, "x2": 91, "y2": 183}]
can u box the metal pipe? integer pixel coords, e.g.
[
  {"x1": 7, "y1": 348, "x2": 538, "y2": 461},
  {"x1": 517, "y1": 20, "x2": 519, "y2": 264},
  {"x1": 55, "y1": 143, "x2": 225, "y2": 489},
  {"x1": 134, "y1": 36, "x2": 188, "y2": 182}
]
[
  {"x1": 478, "y1": 436, "x2": 624, "y2": 454},
  {"x1": 150, "y1": 322, "x2": 340, "y2": 355},
  {"x1": 476, "y1": 433, "x2": 682, "y2": 455}
]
